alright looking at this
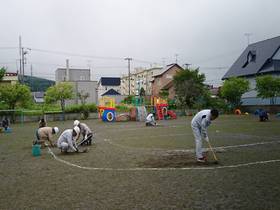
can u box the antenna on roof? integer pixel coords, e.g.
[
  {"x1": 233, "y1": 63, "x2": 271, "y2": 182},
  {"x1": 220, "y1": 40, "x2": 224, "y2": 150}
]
[{"x1": 244, "y1": 33, "x2": 253, "y2": 46}]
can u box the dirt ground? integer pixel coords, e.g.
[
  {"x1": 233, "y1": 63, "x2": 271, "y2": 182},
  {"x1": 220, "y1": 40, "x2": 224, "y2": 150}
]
[{"x1": 0, "y1": 114, "x2": 280, "y2": 210}]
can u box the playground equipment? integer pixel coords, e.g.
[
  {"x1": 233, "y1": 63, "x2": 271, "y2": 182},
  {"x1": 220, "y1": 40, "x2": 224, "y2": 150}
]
[
  {"x1": 98, "y1": 97, "x2": 116, "y2": 122},
  {"x1": 151, "y1": 97, "x2": 177, "y2": 120}
]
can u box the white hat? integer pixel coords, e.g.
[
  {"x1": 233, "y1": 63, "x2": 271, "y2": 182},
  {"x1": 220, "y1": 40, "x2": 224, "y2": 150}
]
[
  {"x1": 73, "y1": 126, "x2": 80, "y2": 135},
  {"x1": 53, "y1": 127, "x2": 59, "y2": 134},
  {"x1": 73, "y1": 120, "x2": 80, "y2": 127}
]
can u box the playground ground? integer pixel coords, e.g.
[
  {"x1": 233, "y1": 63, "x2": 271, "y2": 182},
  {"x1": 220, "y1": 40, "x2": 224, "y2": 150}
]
[{"x1": 0, "y1": 114, "x2": 280, "y2": 209}]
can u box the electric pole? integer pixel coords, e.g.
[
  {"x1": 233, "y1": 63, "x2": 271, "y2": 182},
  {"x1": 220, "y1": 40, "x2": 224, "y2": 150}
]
[
  {"x1": 21, "y1": 47, "x2": 28, "y2": 83},
  {"x1": 19, "y1": 36, "x2": 22, "y2": 82},
  {"x1": 125, "y1": 57, "x2": 132, "y2": 95},
  {"x1": 30, "y1": 64, "x2": 33, "y2": 91}
]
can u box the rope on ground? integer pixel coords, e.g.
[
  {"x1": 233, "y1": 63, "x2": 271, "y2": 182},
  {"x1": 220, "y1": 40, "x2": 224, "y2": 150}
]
[{"x1": 47, "y1": 147, "x2": 280, "y2": 171}]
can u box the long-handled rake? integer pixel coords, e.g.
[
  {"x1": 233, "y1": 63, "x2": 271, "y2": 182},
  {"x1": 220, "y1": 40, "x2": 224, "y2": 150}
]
[{"x1": 207, "y1": 141, "x2": 219, "y2": 164}]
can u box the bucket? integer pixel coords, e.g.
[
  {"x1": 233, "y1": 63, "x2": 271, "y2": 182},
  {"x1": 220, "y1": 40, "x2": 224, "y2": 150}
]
[
  {"x1": 4, "y1": 127, "x2": 12, "y2": 133},
  {"x1": 32, "y1": 144, "x2": 41, "y2": 157}
]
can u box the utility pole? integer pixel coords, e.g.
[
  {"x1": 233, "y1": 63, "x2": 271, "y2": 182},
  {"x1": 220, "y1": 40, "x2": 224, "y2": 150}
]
[
  {"x1": 244, "y1": 33, "x2": 252, "y2": 46},
  {"x1": 21, "y1": 47, "x2": 28, "y2": 82},
  {"x1": 30, "y1": 64, "x2": 33, "y2": 91},
  {"x1": 125, "y1": 57, "x2": 132, "y2": 95},
  {"x1": 19, "y1": 36, "x2": 22, "y2": 82}
]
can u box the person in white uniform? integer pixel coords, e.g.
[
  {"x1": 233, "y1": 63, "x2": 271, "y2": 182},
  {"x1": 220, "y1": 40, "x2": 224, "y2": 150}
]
[
  {"x1": 146, "y1": 113, "x2": 157, "y2": 126},
  {"x1": 191, "y1": 109, "x2": 219, "y2": 162},
  {"x1": 57, "y1": 126, "x2": 80, "y2": 153},
  {"x1": 73, "y1": 120, "x2": 94, "y2": 145}
]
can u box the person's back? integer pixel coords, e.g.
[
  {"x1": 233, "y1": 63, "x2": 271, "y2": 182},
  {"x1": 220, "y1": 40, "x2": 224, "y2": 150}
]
[
  {"x1": 80, "y1": 123, "x2": 92, "y2": 135},
  {"x1": 38, "y1": 127, "x2": 53, "y2": 139},
  {"x1": 57, "y1": 129, "x2": 72, "y2": 144},
  {"x1": 191, "y1": 109, "x2": 211, "y2": 128},
  {"x1": 57, "y1": 127, "x2": 79, "y2": 152}
]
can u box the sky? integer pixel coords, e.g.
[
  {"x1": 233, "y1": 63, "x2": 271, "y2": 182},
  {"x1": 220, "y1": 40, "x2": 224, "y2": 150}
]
[{"x1": 0, "y1": 0, "x2": 279, "y2": 85}]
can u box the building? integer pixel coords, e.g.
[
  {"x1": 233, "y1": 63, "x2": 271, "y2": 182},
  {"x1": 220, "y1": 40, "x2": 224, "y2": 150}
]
[
  {"x1": 121, "y1": 67, "x2": 163, "y2": 96},
  {"x1": 55, "y1": 68, "x2": 98, "y2": 105},
  {"x1": 222, "y1": 36, "x2": 280, "y2": 105},
  {"x1": 151, "y1": 63, "x2": 183, "y2": 99},
  {"x1": 0, "y1": 72, "x2": 18, "y2": 85},
  {"x1": 97, "y1": 77, "x2": 121, "y2": 101}
]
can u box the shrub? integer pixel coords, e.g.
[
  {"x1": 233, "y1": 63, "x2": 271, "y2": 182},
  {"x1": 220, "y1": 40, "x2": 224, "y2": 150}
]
[{"x1": 116, "y1": 105, "x2": 130, "y2": 112}]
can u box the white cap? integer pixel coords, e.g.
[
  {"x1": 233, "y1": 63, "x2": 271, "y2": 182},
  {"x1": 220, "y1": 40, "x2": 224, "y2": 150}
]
[
  {"x1": 73, "y1": 126, "x2": 80, "y2": 135},
  {"x1": 73, "y1": 120, "x2": 80, "y2": 127},
  {"x1": 53, "y1": 127, "x2": 59, "y2": 134}
]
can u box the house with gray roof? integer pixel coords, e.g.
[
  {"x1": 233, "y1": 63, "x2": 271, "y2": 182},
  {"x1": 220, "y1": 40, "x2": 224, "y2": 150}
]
[{"x1": 222, "y1": 36, "x2": 280, "y2": 105}]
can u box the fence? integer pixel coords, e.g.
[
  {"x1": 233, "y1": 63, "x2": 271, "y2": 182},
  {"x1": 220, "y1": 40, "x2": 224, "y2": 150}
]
[{"x1": 0, "y1": 110, "x2": 99, "y2": 124}]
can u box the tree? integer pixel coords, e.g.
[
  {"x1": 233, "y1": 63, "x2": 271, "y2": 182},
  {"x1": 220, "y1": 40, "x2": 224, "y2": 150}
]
[
  {"x1": 220, "y1": 77, "x2": 249, "y2": 109},
  {"x1": 173, "y1": 68, "x2": 206, "y2": 110},
  {"x1": 159, "y1": 89, "x2": 169, "y2": 99},
  {"x1": 0, "y1": 67, "x2": 6, "y2": 81},
  {"x1": 256, "y1": 75, "x2": 280, "y2": 105},
  {"x1": 77, "y1": 90, "x2": 90, "y2": 119},
  {"x1": 77, "y1": 90, "x2": 90, "y2": 105},
  {"x1": 45, "y1": 82, "x2": 74, "y2": 119},
  {"x1": 0, "y1": 83, "x2": 32, "y2": 110}
]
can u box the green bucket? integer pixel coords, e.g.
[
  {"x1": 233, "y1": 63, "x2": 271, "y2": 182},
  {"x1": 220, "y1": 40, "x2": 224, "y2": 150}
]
[{"x1": 32, "y1": 144, "x2": 41, "y2": 157}]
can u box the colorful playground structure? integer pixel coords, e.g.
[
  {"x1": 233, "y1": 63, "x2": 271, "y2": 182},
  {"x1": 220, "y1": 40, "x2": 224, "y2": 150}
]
[
  {"x1": 98, "y1": 96, "x2": 177, "y2": 122},
  {"x1": 151, "y1": 97, "x2": 177, "y2": 120},
  {"x1": 98, "y1": 97, "x2": 116, "y2": 122}
]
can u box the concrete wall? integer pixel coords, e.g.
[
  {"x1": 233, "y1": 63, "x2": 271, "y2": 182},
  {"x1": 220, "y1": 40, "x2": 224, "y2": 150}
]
[
  {"x1": 56, "y1": 68, "x2": 91, "y2": 82},
  {"x1": 65, "y1": 81, "x2": 98, "y2": 105}
]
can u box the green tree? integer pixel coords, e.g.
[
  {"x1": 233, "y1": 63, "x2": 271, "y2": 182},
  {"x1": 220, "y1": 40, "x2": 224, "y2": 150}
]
[
  {"x1": 77, "y1": 90, "x2": 90, "y2": 119},
  {"x1": 77, "y1": 90, "x2": 90, "y2": 105},
  {"x1": 173, "y1": 68, "x2": 206, "y2": 110},
  {"x1": 256, "y1": 75, "x2": 280, "y2": 105},
  {"x1": 0, "y1": 83, "x2": 32, "y2": 110},
  {"x1": 159, "y1": 89, "x2": 169, "y2": 99},
  {"x1": 44, "y1": 82, "x2": 74, "y2": 119},
  {"x1": 0, "y1": 67, "x2": 6, "y2": 81},
  {"x1": 220, "y1": 77, "x2": 249, "y2": 109}
]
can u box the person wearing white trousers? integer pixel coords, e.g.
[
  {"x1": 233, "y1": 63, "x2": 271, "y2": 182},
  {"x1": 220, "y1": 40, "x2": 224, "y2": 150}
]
[
  {"x1": 57, "y1": 126, "x2": 80, "y2": 153},
  {"x1": 191, "y1": 109, "x2": 219, "y2": 162}
]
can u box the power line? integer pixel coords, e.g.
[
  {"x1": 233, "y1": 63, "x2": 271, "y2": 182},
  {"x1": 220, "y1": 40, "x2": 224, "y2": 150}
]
[
  {"x1": 27, "y1": 47, "x2": 124, "y2": 60},
  {"x1": 0, "y1": 47, "x2": 17, "y2": 49}
]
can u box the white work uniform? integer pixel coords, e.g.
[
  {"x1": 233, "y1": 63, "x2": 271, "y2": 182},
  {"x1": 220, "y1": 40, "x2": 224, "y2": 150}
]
[
  {"x1": 146, "y1": 113, "x2": 156, "y2": 125},
  {"x1": 191, "y1": 109, "x2": 212, "y2": 159},
  {"x1": 57, "y1": 129, "x2": 78, "y2": 152},
  {"x1": 79, "y1": 123, "x2": 92, "y2": 139}
]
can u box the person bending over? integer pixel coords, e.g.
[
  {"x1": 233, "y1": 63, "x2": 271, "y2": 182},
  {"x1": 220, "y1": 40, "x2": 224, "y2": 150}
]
[
  {"x1": 191, "y1": 109, "x2": 219, "y2": 163},
  {"x1": 57, "y1": 126, "x2": 80, "y2": 153}
]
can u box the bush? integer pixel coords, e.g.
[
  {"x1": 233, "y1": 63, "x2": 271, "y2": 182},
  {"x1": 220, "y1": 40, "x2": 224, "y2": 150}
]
[
  {"x1": 65, "y1": 103, "x2": 97, "y2": 113},
  {"x1": 116, "y1": 105, "x2": 130, "y2": 112}
]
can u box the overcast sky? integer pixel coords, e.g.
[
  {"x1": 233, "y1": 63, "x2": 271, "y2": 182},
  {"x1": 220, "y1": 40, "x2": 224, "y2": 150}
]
[{"x1": 0, "y1": 0, "x2": 279, "y2": 85}]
